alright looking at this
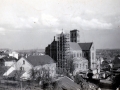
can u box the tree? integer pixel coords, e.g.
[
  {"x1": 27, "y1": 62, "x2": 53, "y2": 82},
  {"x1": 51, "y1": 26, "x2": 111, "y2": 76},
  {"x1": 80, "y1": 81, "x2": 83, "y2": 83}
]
[
  {"x1": 69, "y1": 59, "x2": 75, "y2": 75},
  {"x1": 29, "y1": 67, "x2": 54, "y2": 90},
  {"x1": 74, "y1": 74, "x2": 89, "y2": 90},
  {"x1": 112, "y1": 74, "x2": 120, "y2": 90}
]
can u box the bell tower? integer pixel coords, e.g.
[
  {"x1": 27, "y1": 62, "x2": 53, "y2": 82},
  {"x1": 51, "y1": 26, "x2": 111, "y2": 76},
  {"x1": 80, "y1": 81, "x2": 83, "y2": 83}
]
[{"x1": 70, "y1": 29, "x2": 80, "y2": 43}]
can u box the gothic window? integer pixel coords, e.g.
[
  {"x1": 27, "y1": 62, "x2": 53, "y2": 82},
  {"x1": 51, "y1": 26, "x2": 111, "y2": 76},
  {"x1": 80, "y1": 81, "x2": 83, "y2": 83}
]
[{"x1": 83, "y1": 64, "x2": 84, "y2": 69}]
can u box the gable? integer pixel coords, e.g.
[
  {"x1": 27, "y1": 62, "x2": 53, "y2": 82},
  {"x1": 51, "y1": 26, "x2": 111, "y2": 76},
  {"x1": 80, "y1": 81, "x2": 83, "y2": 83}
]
[{"x1": 78, "y1": 42, "x2": 93, "y2": 51}]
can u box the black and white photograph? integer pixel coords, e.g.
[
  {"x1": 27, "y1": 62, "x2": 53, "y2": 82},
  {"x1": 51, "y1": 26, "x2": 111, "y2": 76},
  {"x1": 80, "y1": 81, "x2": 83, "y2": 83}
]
[{"x1": 0, "y1": 0, "x2": 120, "y2": 90}]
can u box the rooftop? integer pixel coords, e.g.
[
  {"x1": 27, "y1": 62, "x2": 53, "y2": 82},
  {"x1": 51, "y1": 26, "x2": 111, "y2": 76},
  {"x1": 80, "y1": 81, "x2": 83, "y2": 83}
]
[
  {"x1": 70, "y1": 42, "x2": 82, "y2": 50},
  {"x1": 56, "y1": 76, "x2": 80, "y2": 90},
  {"x1": 78, "y1": 42, "x2": 93, "y2": 50},
  {"x1": 26, "y1": 55, "x2": 55, "y2": 66}
]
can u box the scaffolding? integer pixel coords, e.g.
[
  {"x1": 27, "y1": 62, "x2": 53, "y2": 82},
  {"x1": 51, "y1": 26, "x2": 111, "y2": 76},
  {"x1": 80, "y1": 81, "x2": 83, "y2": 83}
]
[{"x1": 56, "y1": 32, "x2": 70, "y2": 73}]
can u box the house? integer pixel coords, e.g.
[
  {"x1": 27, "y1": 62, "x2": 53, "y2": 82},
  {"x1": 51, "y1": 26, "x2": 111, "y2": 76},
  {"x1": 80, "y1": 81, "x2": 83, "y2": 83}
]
[
  {"x1": 3, "y1": 55, "x2": 56, "y2": 80},
  {"x1": 73, "y1": 57, "x2": 88, "y2": 75},
  {"x1": 0, "y1": 56, "x2": 17, "y2": 67},
  {"x1": 3, "y1": 56, "x2": 17, "y2": 67},
  {"x1": 9, "y1": 51, "x2": 19, "y2": 59}
]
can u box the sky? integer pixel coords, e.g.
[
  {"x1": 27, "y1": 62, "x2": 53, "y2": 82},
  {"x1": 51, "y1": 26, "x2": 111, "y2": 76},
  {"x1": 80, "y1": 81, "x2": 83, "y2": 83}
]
[{"x1": 0, "y1": 0, "x2": 120, "y2": 50}]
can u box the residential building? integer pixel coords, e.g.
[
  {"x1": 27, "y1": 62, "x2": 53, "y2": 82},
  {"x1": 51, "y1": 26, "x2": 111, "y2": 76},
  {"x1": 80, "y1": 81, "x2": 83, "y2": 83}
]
[
  {"x1": 2, "y1": 56, "x2": 17, "y2": 67},
  {"x1": 9, "y1": 51, "x2": 19, "y2": 59},
  {"x1": 3, "y1": 55, "x2": 56, "y2": 80}
]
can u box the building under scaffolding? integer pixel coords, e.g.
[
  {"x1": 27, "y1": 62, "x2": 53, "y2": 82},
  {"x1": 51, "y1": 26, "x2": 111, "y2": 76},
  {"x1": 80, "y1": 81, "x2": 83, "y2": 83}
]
[{"x1": 56, "y1": 32, "x2": 70, "y2": 73}]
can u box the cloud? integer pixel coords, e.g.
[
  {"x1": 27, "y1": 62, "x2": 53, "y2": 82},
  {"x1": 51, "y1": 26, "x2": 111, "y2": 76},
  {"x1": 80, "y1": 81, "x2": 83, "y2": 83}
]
[
  {"x1": 0, "y1": 27, "x2": 6, "y2": 35},
  {"x1": 72, "y1": 17, "x2": 112, "y2": 30},
  {"x1": 41, "y1": 13, "x2": 59, "y2": 27},
  {"x1": 52, "y1": 29, "x2": 63, "y2": 34}
]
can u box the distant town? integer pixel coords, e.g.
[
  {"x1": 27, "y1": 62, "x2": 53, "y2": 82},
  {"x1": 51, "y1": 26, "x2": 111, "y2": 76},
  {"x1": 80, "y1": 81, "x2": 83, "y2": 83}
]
[{"x1": 0, "y1": 29, "x2": 120, "y2": 90}]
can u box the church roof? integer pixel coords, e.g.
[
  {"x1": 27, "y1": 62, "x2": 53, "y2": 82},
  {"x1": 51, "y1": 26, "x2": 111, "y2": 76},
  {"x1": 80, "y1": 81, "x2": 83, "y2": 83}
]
[
  {"x1": 78, "y1": 42, "x2": 93, "y2": 50},
  {"x1": 70, "y1": 42, "x2": 82, "y2": 50}
]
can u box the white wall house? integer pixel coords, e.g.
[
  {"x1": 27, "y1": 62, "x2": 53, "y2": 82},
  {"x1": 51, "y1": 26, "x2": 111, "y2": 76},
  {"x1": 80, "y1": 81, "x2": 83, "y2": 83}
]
[
  {"x1": 3, "y1": 55, "x2": 56, "y2": 80},
  {"x1": 9, "y1": 51, "x2": 19, "y2": 59},
  {"x1": 5, "y1": 60, "x2": 16, "y2": 67},
  {"x1": 3, "y1": 57, "x2": 33, "y2": 77}
]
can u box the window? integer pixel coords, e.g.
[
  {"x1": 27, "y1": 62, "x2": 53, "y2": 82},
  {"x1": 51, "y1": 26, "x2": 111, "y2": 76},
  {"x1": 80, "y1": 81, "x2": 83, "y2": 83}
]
[
  {"x1": 92, "y1": 53, "x2": 94, "y2": 60},
  {"x1": 77, "y1": 53, "x2": 79, "y2": 57},
  {"x1": 74, "y1": 53, "x2": 76, "y2": 57},
  {"x1": 76, "y1": 64, "x2": 78, "y2": 68},
  {"x1": 23, "y1": 60, "x2": 25, "y2": 64},
  {"x1": 80, "y1": 53, "x2": 81, "y2": 57},
  {"x1": 80, "y1": 64, "x2": 81, "y2": 69},
  {"x1": 20, "y1": 67, "x2": 24, "y2": 71},
  {"x1": 83, "y1": 64, "x2": 84, "y2": 69},
  {"x1": 86, "y1": 65, "x2": 88, "y2": 69}
]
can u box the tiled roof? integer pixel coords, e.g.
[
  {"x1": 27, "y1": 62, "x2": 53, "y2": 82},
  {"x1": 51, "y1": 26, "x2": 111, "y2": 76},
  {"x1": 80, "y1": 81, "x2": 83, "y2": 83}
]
[
  {"x1": 2, "y1": 56, "x2": 17, "y2": 61},
  {"x1": 26, "y1": 55, "x2": 55, "y2": 66},
  {"x1": 73, "y1": 57, "x2": 88, "y2": 61},
  {"x1": 56, "y1": 76, "x2": 80, "y2": 90},
  {"x1": 70, "y1": 42, "x2": 82, "y2": 50},
  {"x1": 78, "y1": 42, "x2": 93, "y2": 50}
]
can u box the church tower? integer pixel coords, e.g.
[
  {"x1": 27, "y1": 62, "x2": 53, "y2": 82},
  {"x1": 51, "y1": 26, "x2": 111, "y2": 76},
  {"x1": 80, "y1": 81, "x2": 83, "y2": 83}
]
[{"x1": 70, "y1": 29, "x2": 80, "y2": 43}]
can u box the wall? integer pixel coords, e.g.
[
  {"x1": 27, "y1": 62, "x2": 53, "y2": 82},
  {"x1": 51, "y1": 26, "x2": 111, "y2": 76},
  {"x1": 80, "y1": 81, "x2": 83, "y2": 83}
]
[
  {"x1": 9, "y1": 51, "x2": 19, "y2": 59},
  {"x1": 73, "y1": 58, "x2": 88, "y2": 75},
  {"x1": 5, "y1": 61, "x2": 15, "y2": 67},
  {"x1": 13, "y1": 57, "x2": 33, "y2": 72},
  {"x1": 70, "y1": 50, "x2": 82, "y2": 58},
  {"x1": 90, "y1": 44, "x2": 96, "y2": 69},
  {"x1": 3, "y1": 57, "x2": 33, "y2": 77}
]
